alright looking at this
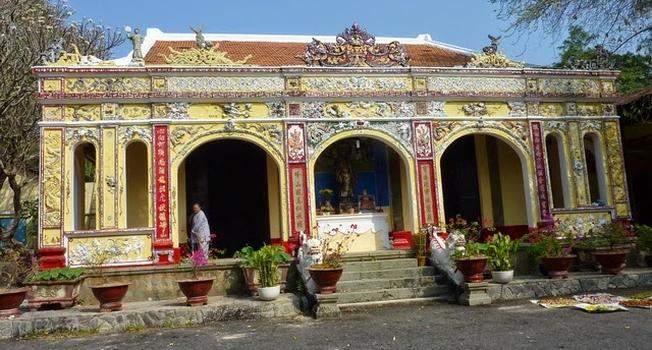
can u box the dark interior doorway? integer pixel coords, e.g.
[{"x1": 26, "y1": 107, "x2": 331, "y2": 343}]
[
  {"x1": 185, "y1": 140, "x2": 270, "y2": 255},
  {"x1": 441, "y1": 135, "x2": 482, "y2": 223}
]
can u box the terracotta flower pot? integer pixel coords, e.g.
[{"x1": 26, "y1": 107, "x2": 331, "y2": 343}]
[
  {"x1": 90, "y1": 283, "x2": 130, "y2": 312},
  {"x1": 455, "y1": 257, "x2": 487, "y2": 283},
  {"x1": 540, "y1": 255, "x2": 576, "y2": 279},
  {"x1": 177, "y1": 278, "x2": 214, "y2": 306},
  {"x1": 308, "y1": 267, "x2": 344, "y2": 294},
  {"x1": 0, "y1": 287, "x2": 28, "y2": 318},
  {"x1": 593, "y1": 250, "x2": 629, "y2": 275},
  {"x1": 417, "y1": 256, "x2": 427, "y2": 267},
  {"x1": 25, "y1": 276, "x2": 85, "y2": 311},
  {"x1": 242, "y1": 267, "x2": 260, "y2": 296}
]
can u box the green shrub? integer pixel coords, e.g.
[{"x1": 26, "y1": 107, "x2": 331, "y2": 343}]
[
  {"x1": 250, "y1": 245, "x2": 291, "y2": 288},
  {"x1": 27, "y1": 267, "x2": 85, "y2": 282},
  {"x1": 636, "y1": 225, "x2": 652, "y2": 251},
  {"x1": 487, "y1": 233, "x2": 521, "y2": 271},
  {"x1": 453, "y1": 241, "x2": 487, "y2": 260}
]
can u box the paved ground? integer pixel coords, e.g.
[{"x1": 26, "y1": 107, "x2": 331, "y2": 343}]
[{"x1": 2, "y1": 296, "x2": 651, "y2": 350}]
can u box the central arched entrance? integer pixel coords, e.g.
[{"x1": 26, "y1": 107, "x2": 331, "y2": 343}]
[
  {"x1": 440, "y1": 134, "x2": 531, "y2": 238},
  {"x1": 311, "y1": 135, "x2": 416, "y2": 252},
  {"x1": 176, "y1": 139, "x2": 282, "y2": 255}
]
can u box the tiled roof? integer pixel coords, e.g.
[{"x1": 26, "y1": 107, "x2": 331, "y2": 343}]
[{"x1": 144, "y1": 40, "x2": 472, "y2": 67}]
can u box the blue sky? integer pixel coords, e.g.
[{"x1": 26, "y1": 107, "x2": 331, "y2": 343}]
[{"x1": 67, "y1": 0, "x2": 564, "y2": 65}]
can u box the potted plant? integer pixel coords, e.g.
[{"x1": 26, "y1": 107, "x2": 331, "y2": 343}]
[
  {"x1": 308, "y1": 233, "x2": 358, "y2": 294},
  {"x1": 588, "y1": 222, "x2": 632, "y2": 274},
  {"x1": 636, "y1": 225, "x2": 652, "y2": 266},
  {"x1": 453, "y1": 241, "x2": 488, "y2": 283},
  {"x1": 250, "y1": 245, "x2": 290, "y2": 301},
  {"x1": 413, "y1": 228, "x2": 429, "y2": 266},
  {"x1": 86, "y1": 250, "x2": 130, "y2": 312},
  {"x1": 234, "y1": 246, "x2": 258, "y2": 295},
  {"x1": 527, "y1": 229, "x2": 576, "y2": 279},
  {"x1": 177, "y1": 251, "x2": 214, "y2": 306},
  {"x1": 24, "y1": 267, "x2": 85, "y2": 310},
  {"x1": 486, "y1": 233, "x2": 520, "y2": 284},
  {"x1": 0, "y1": 246, "x2": 32, "y2": 318}
]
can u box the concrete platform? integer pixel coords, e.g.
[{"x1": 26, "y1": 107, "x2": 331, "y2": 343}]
[{"x1": 0, "y1": 294, "x2": 302, "y2": 340}]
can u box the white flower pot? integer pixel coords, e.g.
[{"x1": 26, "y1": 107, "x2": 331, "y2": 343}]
[
  {"x1": 491, "y1": 270, "x2": 514, "y2": 284},
  {"x1": 258, "y1": 285, "x2": 280, "y2": 301}
]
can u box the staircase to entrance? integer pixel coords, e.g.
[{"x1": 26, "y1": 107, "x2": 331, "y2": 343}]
[{"x1": 331, "y1": 250, "x2": 451, "y2": 310}]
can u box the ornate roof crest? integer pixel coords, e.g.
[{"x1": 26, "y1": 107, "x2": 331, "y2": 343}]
[
  {"x1": 301, "y1": 23, "x2": 409, "y2": 67},
  {"x1": 466, "y1": 35, "x2": 524, "y2": 69},
  {"x1": 160, "y1": 43, "x2": 252, "y2": 66},
  {"x1": 46, "y1": 44, "x2": 114, "y2": 66}
]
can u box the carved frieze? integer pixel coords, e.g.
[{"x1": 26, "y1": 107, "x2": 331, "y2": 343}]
[
  {"x1": 120, "y1": 104, "x2": 151, "y2": 119},
  {"x1": 427, "y1": 76, "x2": 525, "y2": 95},
  {"x1": 63, "y1": 105, "x2": 101, "y2": 121},
  {"x1": 67, "y1": 235, "x2": 149, "y2": 266},
  {"x1": 508, "y1": 102, "x2": 526, "y2": 117},
  {"x1": 64, "y1": 77, "x2": 149, "y2": 94},
  {"x1": 301, "y1": 76, "x2": 411, "y2": 93},
  {"x1": 41, "y1": 129, "x2": 63, "y2": 230},
  {"x1": 120, "y1": 126, "x2": 152, "y2": 143},
  {"x1": 538, "y1": 79, "x2": 601, "y2": 97},
  {"x1": 167, "y1": 76, "x2": 285, "y2": 93},
  {"x1": 306, "y1": 120, "x2": 412, "y2": 155},
  {"x1": 160, "y1": 44, "x2": 252, "y2": 66},
  {"x1": 461, "y1": 102, "x2": 488, "y2": 117},
  {"x1": 267, "y1": 101, "x2": 286, "y2": 118},
  {"x1": 66, "y1": 128, "x2": 99, "y2": 142}
]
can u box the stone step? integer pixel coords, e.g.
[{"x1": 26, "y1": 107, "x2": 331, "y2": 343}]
[
  {"x1": 340, "y1": 266, "x2": 436, "y2": 281},
  {"x1": 342, "y1": 258, "x2": 418, "y2": 272},
  {"x1": 342, "y1": 250, "x2": 415, "y2": 262},
  {"x1": 335, "y1": 285, "x2": 450, "y2": 304},
  {"x1": 336, "y1": 276, "x2": 439, "y2": 292},
  {"x1": 339, "y1": 296, "x2": 448, "y2": 311}
]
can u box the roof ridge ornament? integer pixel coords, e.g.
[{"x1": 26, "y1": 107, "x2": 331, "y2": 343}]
[
  {"x1": 301, "y1": 23, "x2": 409, "y2": 67},
  {"x1": 466, "y1": 34, "x2": 524, "y2": 69},
  {"x1": 46, "y1": 44, "x2": 115, "y2": 66},
  {"x1": 160, "y1": 43, "x2": 252, "y2": 66}
]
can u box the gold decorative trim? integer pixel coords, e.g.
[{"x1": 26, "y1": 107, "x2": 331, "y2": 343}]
[{"x1": 160, "y1": 44, "x2": 252, "y2": 66}]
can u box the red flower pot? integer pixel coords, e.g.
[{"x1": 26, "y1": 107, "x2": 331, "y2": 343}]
[
  {"x1": 0, "y1": 287, "x2": 28, "y2": 318},
  {"x1": 308, "y1": 267, "x2": 343, "y2": 294},
  {"x1": 90, "y1": 283, "x2": 130, "y2": 312},
  {"x1": 455, "y1": 257, "x2": 487, "y2": 283},
  {"x1": 177, "y1": 278, "x2": 214, "y2": 306},
  {"x1": 540, "y1": 255, "x2": 576, "y2": 279},
  {"x1": 593, "y1": 250, "x2": 628, "y2": 275}
]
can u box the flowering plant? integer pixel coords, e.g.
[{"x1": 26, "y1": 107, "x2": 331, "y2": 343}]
[
  {"x1": 446, "y1": 215, "x2": 481, "y2": 242},
  {"x1": 312, "y1": 226, "x2": 359, "y2": 270},
  {"x1": 526, "y1": 227, "x2": 574, "y2": 259},
  {"x1": 186, "y1": 251, "x2": 208, "y2": 279}
]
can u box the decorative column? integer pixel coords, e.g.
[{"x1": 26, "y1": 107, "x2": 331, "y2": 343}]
[
  {"x1": 530, "y1": 121, "x2": 554, "y2": 227},
  {"x1": 603, "y1": 121, "x2": 631, "y2": 220},
  {"x1": 152, "y1": 124, "x2": 173, "y2": 264},
  {"x1": 99, "y1": 127, "x2": 117, "y2": 229},
  {"x1": 38, "y1": 127, "x2": 66, "y2": 269},
  {"x1": 413, "y1": 122, "x2": 439, "y2": 226},
  {"x1": 286, "y1": 122, "x2": 311, "y2": 246}
]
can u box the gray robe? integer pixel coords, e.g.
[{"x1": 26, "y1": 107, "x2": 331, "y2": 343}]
[{"x1": 190, "y1": 210, "x2": 210, "y2": 243}]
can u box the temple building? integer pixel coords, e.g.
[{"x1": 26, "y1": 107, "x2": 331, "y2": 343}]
[{"x1": 33, "y1": 24, "x2": 630, "y2": 268}]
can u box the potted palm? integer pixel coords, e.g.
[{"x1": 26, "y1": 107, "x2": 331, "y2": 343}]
[
  {"x1": 588, "y1": 222, "x2": 632, "y2": 274},
  {"x1": 486, "y1": 233, "x2": 520, "y2": 284},
  {"x1": 0, "y1": 246, "x2": 32, "y2": 318},
  {"x1": 527, "y1": 229, "x2": 576, "y2": 279},
  {"x1": 177, "y1": 251, "x2": 214, "y2": 306},
  {"x1": 453, "y1": 241, "x2": 488, "y2": 283},
  {"x1": 86, "y1": 250, "x2": 130, "y2": 312},
  {"x1": 234, "y1": 246, "x2": 258, "y2": 295},
  {"x1": 24, "y1": 267, "x2": 86, "y2": 310},
  {"x1": 636, "y1": 225, "x2": 652, "y2": 266},
  {"x1": 250, "y1": 245, "x2": 289, "y2": 301},
  {"x1": 308, "y1": 233, "x2": 357, "y2": 294}
]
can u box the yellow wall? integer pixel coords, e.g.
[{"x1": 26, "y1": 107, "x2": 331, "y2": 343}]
[
  {"x1": 266, "y1": 154, "x2": 281, "y2": 239},
  {"x1": 496, "y1": 140, "x2": 527, "y2": 225},
  {"x1": 126, "y1": 142, "x2": 149, "y2": 228},
  {"x1": 474, "y1": 135, "x2": 494, "y2": 226},
  {"x1": 177, "y1": 161, "x2": 187, "y2": 244}
]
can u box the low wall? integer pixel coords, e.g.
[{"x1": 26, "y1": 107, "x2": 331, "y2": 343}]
[{"x1": 78, "y1": 259, "x2": 245, "y2": 304}]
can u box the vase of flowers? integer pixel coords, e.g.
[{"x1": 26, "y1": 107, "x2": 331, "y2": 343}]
[
  {"x1": 177, "y1": 251, "x2": 214, "y2": 306},
  {"x1": 308, "y1": 233, "x2": 358, "y2": 294}
]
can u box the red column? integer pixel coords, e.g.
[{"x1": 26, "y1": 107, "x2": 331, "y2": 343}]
[
  {"x1": 286, "y1": 122, "x2": 310, "y2": 251},
  {"x1": 413, "y1": 121, "x2": 439, "y2": 226},
  {"x1": 530, "y1": 121, "x2": 554, "y2": 228},
  {"x1": 153, "y1": 124, "x2": 174, "y2": 264}
]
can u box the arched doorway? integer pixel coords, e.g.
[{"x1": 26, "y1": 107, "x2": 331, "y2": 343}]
[
  {"x1": 311, "y1": 136, "x2": 414, "y2": 252},
  {"x1": 176, "y1": 139, "x2": 282, "y2": 255},
  {"x1": 440, "y1": 134, "x2": 530, "y2": 238}
]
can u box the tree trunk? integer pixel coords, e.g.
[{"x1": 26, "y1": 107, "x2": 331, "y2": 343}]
[{"x1": 4, "y1": 174, "x2": 22, "y2": 242}]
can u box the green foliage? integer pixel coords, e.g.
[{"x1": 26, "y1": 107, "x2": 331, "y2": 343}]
[
  {"x1": 554, "y1": 26, "x2": 651, "y2": 95},
  {"x1": 577, "y1": 222, "x2": 629, "y2": 250},
  {"x1": 636, "y1": 225, "x2": 652, "y2": 251},
  {"x1": 27, "y1": 267, "x2": 85, "y2": 282},
  {"x1": 250, "y1": 245, "x2": 289, "y2": 288},
  {"x1": 453, "y1": 241, "x2": 487, "y2": 260},
  {"x1": 487, "y1": 233, "x2": 521, "y2": 271},
  {"x1": 526, "y1": 231, "x2": 566, "y2": 259},
  {"x1": 234, "y1": 246, "x2": 256, "y2": 268},
  {"x1": 0, "y1": 244, "x2": 34, "y2": 288}
]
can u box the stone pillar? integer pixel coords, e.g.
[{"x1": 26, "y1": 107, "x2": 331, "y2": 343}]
[
  {"x1": 285, "y1": 121, "x2": 310, "y2": 247},
  {"x1": 152, "y1": 124, "x2": 174, "y2": 264},
  {"x1": 413, "y1": 121, "x2": 439, "y2": 226},
  {"x1": 38, "y1": 128, "x2": 66, "y2": 269},
  {"x1": 568, "y1": 122, "x2": 590, "y2": 206},
  {"x1": 603, "y1": 121, "x2": 631, "y2": 219},
  {"x1": 99, "y1": 127, "x2": 117, "y2": 229},
  {"x1": 530, "y1": 121, "x2": 554, "y2": 228}
]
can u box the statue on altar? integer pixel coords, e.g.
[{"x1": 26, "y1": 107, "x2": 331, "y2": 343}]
[
  {"x1": 335, "y1": 153, "x2": 356, "y2": 214},
  {"x1": 358, "y1": 189, "x2": 376, "y2": 212}
]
